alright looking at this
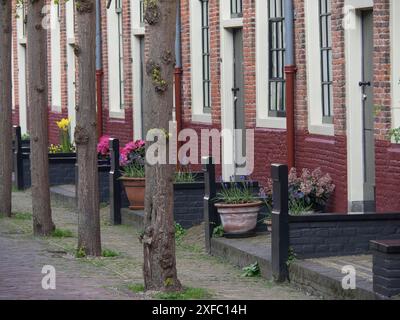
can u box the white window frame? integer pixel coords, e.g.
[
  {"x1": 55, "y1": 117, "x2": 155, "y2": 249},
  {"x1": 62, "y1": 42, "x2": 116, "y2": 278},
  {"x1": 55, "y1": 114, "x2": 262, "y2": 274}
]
[
  {"x1": 107, "y1": 0, "x2": 125, "y2": 118},
  {"x1": 304, "y1": 0, "x2": 334, "y2": 136},
  {"x1": 190, "y1": 0, "x2": 211, "y2": 124},
  {"x1": 16, "y1": 5, "x2": 27, "y2": 134},
  {"x1": 255, "y1": 0, "x2": 286, "y2": 129},
  {"x1": 391, "y1": 0, "x2": 400, "y2": 136},
  {"x1": 50, "y1": 3, "x2": 62, "y2": 112},
  {"x1": 131, "y1": 0, "x2": 145, "y2": 138}
]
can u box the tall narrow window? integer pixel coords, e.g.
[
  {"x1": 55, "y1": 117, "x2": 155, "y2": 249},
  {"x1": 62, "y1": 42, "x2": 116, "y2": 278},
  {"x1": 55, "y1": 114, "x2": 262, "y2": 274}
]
[
  {"x1": 319, "y1": 0, "x2": 333, "y2": 123},
  {"x1": 201, "y1": 0, "x2": 211, "y2": 112},
  {"x1": 140, "y1": 0, "x2": 144, "y2": 26},
  {"x1": 268, "y1": 0, "x2": 285, "y2": 117},
  {"x1": 231, "y1": 0, "x2": 243, "y2": 18},
  {"x1": 116, "y1": 0, "x2": 124, "y2": 110}
]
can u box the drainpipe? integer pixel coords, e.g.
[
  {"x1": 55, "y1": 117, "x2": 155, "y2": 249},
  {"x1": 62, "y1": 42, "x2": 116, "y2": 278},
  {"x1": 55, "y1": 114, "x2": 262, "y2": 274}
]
[
  {"x1": 96, "y1": 0, "x2": 103, "y2": 139},
  {"x1": 284, "y1": 0, "x2": 296, "y2": 169},
  {"x1": 174, "y1": 1, "x2": 183, "y2": 138}
]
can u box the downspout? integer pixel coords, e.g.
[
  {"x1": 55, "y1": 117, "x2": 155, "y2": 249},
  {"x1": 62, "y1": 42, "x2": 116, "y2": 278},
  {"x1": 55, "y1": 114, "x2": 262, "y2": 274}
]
[
  {"x1": 284, "y1": 0, "x2": 296, "y2": 169},
  {"x1": 174, "y1": 1, "x2": 183, "y2": 140},
  {"x1": 96, "y1": 0, "x2": 103, "y2": 139}
]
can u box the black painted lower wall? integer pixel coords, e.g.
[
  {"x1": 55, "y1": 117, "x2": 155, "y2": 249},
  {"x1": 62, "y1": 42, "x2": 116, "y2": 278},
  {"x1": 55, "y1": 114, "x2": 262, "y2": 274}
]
[{"x1": 289, "y1": 213, "x2": 400, "y2": 259}]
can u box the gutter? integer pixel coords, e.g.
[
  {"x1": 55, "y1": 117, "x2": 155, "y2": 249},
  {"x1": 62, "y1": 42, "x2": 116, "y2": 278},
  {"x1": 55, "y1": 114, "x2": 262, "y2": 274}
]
[
  {"x1": 284, "y1": 0, "x2": 297, "y2": 169},
  {"x1": 174, "y1": 1, "x2": 183, "y2": 137}
]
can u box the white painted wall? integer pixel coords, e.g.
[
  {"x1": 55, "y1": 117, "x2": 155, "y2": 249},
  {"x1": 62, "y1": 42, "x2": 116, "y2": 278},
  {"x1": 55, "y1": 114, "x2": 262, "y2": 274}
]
[
  {"x1": 50, "y1": 3, "x2": 61, "y2": 112},
  {"x1": 391, "y1": 0, "x2": 400, "y2": 133},
  {"x1": 66, "y1": 0, "x2": 76, "y2": 138},
  {"x1": 304, "y1": 0, "x2": 334, "y2": 136},
  {"x1": 131, "y1": 0, "x2": 145, "y2": 139},
  {"x1": 255, "y1": 0, "x2": 286, "y2": 129},
  {"x1": 107, "y1": 2, "x2": 124, "y2": 117},
  {"x1": 16, "y1": 7, "x2": 27, "y2": 134}
]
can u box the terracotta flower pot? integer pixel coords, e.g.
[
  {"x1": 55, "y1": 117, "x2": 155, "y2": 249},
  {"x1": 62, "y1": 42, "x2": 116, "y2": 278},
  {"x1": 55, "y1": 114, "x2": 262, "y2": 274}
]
[
  {"x1": 121, "y1": 177, "x2": 145, "y2": 210},
  {"x1": 215, "y1": 201, "x2": 263, "y2": 235}
]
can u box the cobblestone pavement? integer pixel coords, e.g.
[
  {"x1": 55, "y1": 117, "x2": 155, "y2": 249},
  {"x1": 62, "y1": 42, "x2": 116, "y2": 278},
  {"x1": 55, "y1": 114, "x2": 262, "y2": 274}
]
[{"x1": 0, "y1": 190, "x2": 318, "y2": 300}]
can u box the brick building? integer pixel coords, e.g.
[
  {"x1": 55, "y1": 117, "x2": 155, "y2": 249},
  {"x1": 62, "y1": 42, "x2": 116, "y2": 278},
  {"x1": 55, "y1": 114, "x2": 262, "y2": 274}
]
[{"x1": 10, "y1": 0, "x2": 400, "y2": 213}]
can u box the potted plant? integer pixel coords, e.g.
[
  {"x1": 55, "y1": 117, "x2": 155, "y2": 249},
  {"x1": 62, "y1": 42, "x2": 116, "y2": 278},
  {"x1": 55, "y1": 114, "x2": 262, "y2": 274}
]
[
  {"x1": 214, "y1": 181, "x2": 262, "y2": 235},
  {"x1": 119, "y1": 140, "x2": 146, "y2": 210}
]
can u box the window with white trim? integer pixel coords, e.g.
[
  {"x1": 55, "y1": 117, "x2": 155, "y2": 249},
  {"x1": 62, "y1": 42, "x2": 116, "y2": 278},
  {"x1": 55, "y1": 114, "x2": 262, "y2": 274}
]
[
  {"x1": 231, "y1": 0, "x2": 243, "y2": 18},
  {"x1": 268, "y1": 0, "x2": 286, "y2": 117},
  {"x1": 304, "y1": 0, "x2": 334, "y2": 135},
  {"x1": 201, "y1": 0, "x2": 211, "y2": 112},
  {"x1": 190, "y1": 0, "x2": 211, "y2": 122},
  {"x1": 319, "y1": 0, "x2": 333, "y2": 123},
  {"x1": 50, "y1": 2, "x2": 62, "y2": 112},
  {"x1": 107, "y1": 0, "x2": 125, "y2": 115}
]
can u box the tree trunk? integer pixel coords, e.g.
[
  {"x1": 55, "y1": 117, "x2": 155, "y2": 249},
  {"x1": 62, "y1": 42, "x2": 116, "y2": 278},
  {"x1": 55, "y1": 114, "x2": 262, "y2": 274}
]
[
  {"x1": 142, "y1": 0, "x2": 181, "y2": 292},
  {"x1": 0, "y1": 0, "x2": 13, "y2": 218},
  {"x1": 75, "y1": 0, "x2": 101, "y2": 256},
  {"x1": 26, "y1": 0, "x2": 55, "y2": 235}
]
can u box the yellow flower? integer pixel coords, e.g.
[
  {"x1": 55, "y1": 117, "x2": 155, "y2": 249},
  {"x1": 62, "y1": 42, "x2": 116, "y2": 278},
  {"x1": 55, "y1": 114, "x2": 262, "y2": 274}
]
[{"x1": 56, "y1": 118, "x2": 71, "y2": 130}]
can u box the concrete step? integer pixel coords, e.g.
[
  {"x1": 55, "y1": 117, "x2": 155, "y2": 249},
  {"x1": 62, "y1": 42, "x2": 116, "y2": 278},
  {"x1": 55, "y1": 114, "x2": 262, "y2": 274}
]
[
  {"x1": 210, "y1": 235, "x2": 381, "y2": 300},
  {"x1": 121, "y1": 208, "x2": 144, "y2": 230},
  {"x1": 50, "y1": 184, "x2": 76, "y2": 209}
]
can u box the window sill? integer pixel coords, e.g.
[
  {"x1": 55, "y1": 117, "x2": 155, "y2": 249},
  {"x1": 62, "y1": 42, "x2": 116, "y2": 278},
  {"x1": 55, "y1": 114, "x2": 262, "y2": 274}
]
[
  {"x1": 256, "y1": 117, "x2": 287, "y2": 130},
  {"x1": 221, "y1": 18, "x2": 243, "y2": 29},
  {"x1": 132, "y1": 27, "x2": 145, "y2": 36},
  {"x1": 192, "y1": 113, "x2": 212, "y2": 124},
  {"x1": 109, "y1": 110, "x2": 125, "y2": 120},
  {"x1": 308, "y1": 124, "x2": 335, "y2": 136}
]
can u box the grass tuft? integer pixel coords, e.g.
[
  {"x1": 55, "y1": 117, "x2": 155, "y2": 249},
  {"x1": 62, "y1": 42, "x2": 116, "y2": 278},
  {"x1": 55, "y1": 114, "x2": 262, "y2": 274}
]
[
  {"x1": 154, "y1": 287, "x2": 212, "y2": 300},
  {"x1": 13, "y1": 212, "x2": 32, "y2": 220},
  {"x1": 127, "y1": 283, "x2": 145, "y2": 293},
  {"x1": 102, "y1": 248, "x2": 120, "y2": 257},
  {"x1": 51, "y1": 228, "x2": 74, "y2": 238}
]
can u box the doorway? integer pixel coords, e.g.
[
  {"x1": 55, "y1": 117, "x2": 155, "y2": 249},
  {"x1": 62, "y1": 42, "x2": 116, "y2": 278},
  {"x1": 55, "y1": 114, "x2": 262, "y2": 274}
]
[
  {"x1": 360, "y1": 9, "x2": 375, "y2": 211},
  {"x1": 346, "y1": 6, "x2": 376, "y2": 212}
]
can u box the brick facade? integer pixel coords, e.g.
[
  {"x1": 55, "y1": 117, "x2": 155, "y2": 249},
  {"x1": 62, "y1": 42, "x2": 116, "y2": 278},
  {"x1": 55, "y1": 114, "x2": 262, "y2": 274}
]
[{"x1": 10, "y1": 0, "x2": 400, "y2": 213}]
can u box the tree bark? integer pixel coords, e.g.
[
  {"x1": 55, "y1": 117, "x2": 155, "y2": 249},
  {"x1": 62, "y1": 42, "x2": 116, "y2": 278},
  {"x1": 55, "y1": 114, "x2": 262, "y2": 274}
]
[
  {"x1": 26, "y1": 0, "x2": 55, "y2": 235},
  {"x1": 0, "y1": 0, "x2": 13, "y2": 218},
  {"x1": 75, "y1": 0, "x2": 101, "y2": 256},
  {"x1": 142, "y1": 0, "x2": 181, "y2": 292}
]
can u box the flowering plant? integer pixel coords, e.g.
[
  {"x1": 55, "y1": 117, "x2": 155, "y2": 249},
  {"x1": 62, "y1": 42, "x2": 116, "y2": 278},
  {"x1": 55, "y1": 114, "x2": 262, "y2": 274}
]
[
  {"x1": 120, "y1": 140, "x2": 145, "y2": 167},
  {"x1": 56, "y1": 118, "x2": 74, "y2": 153},
  {"x1": 260, "y1": 167, "x2": 335, "y2": 213},
  {"x1": 97, "y1": 135, "x2": 111, "y2": 157}
]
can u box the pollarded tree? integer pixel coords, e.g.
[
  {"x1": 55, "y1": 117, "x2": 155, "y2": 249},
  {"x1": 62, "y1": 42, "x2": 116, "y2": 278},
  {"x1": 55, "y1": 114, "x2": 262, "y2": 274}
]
[
  {"x1": 0, "y1": 0, "x2": 13, "y2": 218},
  {"x1": 141, "y1": 0, "x2": 182, "y2": 292},
  {"x1": 26, "y1": 0, "x2": 55, "y2": 235},
  {"x1": 74, "y1": 0, "x2": 101, "y2": 256}
]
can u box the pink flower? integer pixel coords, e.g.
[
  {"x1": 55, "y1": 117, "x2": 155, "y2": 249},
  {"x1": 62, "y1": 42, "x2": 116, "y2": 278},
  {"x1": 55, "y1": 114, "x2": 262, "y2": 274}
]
[{"x1": 97, "y1": 135, "x2": 110, "y2": 156}]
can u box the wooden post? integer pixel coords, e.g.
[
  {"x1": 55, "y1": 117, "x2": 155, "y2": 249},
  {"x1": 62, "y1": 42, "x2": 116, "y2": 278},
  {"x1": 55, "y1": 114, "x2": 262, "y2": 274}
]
[
  {"x1": 109, "y1": 138, "x2": 121, "y2": 225},
  {"x1": 203, "y1": 156, "x2": 217, "y2": 254},
  {"x1": 13, "y1": 126, "x2": 24, "y2": 190},
  {"x1": 271, "y1": 164, "x2": 289, "y2": 282}
]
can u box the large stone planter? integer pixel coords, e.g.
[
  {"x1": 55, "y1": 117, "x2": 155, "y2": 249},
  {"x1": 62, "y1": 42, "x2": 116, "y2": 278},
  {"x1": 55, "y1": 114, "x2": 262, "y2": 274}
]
[
  {"x1": 215, "y1": 201, "x2": 263, "y2": 235},
  {"x1": 120, "y1": 177, "x2": 145, "y2": 210}
]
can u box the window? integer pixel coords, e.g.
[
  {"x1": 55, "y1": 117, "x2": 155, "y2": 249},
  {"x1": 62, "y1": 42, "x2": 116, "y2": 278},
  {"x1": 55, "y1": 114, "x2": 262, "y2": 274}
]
[
  {"x1": 107, "y1": 0, "x2": 125, "y2": 114},
  {"x1": 140, "y1": 0, "x2": 144, "y2": 26},
  {"x1": 50, "y1": 2, "x2": 61, "y2": 111},
  {"x1": 231, "y1": 0, "x2": 243, "y2": 18},
  {"x1": 319, "y1": 0, "x2": 333, "y2": 123},
  {"x1": 268, "y1": 0, "x2": 285, "y2": 117},
  {"x1": 201, "y1": 0, "x2": 211, "y2": 112}
]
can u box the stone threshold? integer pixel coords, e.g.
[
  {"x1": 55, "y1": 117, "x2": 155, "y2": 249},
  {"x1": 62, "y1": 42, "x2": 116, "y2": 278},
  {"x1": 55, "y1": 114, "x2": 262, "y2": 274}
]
[{"x1": 210, "y1": 236, "x2": 385, "y2": 300}]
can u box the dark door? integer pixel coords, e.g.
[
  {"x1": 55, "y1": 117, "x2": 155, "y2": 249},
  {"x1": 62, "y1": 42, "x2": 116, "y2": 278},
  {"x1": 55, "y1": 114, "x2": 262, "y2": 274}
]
[
  {"x1": 360, "y1": 9, "x2": 375, "y2": 211},
  {"x1": 232, "y1": 28, "x2": 245, "y2": 168}
]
